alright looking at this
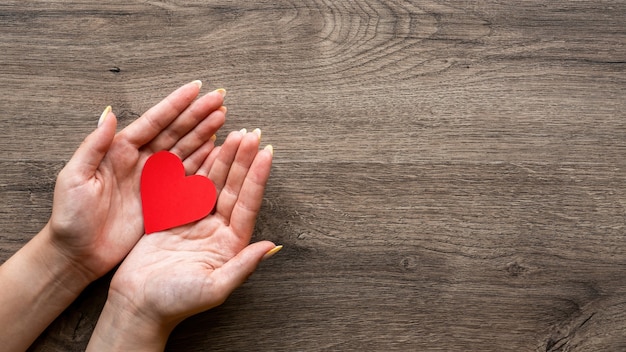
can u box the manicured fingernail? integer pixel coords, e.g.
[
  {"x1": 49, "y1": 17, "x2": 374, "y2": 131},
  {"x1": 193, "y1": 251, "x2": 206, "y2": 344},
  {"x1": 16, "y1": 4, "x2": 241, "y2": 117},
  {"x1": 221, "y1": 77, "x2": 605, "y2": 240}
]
[
  {"x1": 210, "y1": 134, "x2": 217, "y2": 142},
  {"x1": 252, "y1": 128, "x2": 262, "y2": 140},
  {"x1": 240, "y1": 128, "x2": 247, "y2": 135},
  {"x1": 262, "y1": 245, "x2": 283, "y2": 261},
  {"x1": 98, "y1": 106, "x2": 111, "y2": 127},
  {"x1": 218, "y1": 106, "x2": 227, "y2": 114},
  {"x1": 264, "y1": 144, "x2": 274, "y2": 155},
  {"x1": 215, "y1": 88, "x2": 226, "y2": 97},
  {"x1": 191, "y1": 80, "x2": 202, "y2": 89}
]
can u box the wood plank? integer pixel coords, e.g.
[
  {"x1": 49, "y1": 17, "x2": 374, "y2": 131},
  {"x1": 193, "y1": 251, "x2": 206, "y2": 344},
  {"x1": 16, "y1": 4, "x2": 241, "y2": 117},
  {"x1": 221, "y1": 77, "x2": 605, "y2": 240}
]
[{"x1": 0, "y1": 0, "x2": 624, "y2": 350}]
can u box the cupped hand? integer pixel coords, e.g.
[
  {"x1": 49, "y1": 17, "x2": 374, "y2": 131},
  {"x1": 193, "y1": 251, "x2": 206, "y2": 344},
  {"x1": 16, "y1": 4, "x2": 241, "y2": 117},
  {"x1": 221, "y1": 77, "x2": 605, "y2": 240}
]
[
  {"x1": 105, "y1": 129, "x2": 276, "y2": 330},
  {"x1": 48, "y1": 81, "x2": 226, "y2": 281}
]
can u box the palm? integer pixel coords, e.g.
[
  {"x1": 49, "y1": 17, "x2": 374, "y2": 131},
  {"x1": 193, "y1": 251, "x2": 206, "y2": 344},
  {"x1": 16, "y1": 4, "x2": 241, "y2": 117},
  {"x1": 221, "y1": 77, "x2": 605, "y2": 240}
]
[
  {"x1": 108, "y1": 130, "x2": 274, "y2": 326},
  {"x1": 110, "y1": 221, "x2": 243, "y2": 319},
  {"x1": 48, "y1": 82, "x2": 227, "y2": 280},
  {"x1": 77, "y1": 141, "x2": 148, "y2": 267}
]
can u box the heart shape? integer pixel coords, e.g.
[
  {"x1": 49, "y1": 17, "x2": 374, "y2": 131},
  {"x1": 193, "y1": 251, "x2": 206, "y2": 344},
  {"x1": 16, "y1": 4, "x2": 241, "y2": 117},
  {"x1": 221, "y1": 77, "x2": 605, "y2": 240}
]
[{"x1": 140, "y1": 151, "x2": 217, "y2": 234}]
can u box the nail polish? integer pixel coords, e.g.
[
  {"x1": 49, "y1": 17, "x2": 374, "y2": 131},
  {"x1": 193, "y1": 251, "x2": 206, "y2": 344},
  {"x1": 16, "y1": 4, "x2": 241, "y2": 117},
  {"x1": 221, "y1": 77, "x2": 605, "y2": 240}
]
[
  {"x1": 215, "y1": 88, "x2": 226, "y2": 97},
  {"x1": 98, "y1": 106, "x2": 111, "y2": 127},
  {"x1": 262, "y1": 245, "x2": 283, "y2": 260},
  {"x1": 264, "y1": 144, "x2": 274, "y2": 155},
  {"x1": 252, "y1": 128, "x2": 262, "y2": 140}
]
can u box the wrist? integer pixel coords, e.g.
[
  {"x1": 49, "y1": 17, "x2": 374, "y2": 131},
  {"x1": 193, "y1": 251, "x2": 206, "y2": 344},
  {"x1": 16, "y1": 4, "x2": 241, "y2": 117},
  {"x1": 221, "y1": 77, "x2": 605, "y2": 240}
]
[
  {"x1": 39, "y1": 222, "x2": 95, "y2": 292},
  {"x1": 88, "y1": 291, "x2": 173, "y2": 351},
  {"x1": 0, "y1": 225, "x2": 92, "y2": 350}
]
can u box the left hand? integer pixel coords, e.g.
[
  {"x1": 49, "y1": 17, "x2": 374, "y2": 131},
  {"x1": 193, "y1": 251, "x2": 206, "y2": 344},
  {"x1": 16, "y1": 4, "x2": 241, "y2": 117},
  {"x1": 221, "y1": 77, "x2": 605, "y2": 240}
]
[{"x1": 48, "y1": 81, "x2": 226, "y2": 281}]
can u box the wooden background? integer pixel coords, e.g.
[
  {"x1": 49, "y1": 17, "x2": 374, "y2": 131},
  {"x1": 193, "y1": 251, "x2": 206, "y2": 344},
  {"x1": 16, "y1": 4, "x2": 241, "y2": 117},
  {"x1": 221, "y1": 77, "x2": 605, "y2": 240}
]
[{"x1": 1, "y1": 1, "x2": 625, "y2": 351}]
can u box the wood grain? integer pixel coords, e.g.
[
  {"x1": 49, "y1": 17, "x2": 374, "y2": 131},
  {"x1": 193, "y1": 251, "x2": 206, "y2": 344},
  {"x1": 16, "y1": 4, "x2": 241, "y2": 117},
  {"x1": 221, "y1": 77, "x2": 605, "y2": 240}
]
[{"x1": 1, "y1": 0, "x2": 625, "y2": 350}]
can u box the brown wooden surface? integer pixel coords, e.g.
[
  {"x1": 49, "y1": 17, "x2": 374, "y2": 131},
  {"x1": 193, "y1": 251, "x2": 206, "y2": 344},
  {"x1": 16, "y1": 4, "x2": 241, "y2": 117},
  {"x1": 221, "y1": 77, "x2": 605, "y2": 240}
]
[{"x1": 1, "y1": 1, "x2": 625, "y2": 351}]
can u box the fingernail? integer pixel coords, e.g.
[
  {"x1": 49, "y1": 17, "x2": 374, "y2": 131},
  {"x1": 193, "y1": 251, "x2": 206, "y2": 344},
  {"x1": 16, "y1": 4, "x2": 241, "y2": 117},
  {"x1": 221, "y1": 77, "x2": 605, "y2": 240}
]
[
  {"x1": 252, "y1": 128, "x2": 262, "y2": 140},
  {"x1": 262, "y1": 245, "x2": 283, "y2": 261},
  {"x1": 218, "y1": 106, "x2": 227, "y2": 114},
  {"x1": 215, "y1": 88, "x2": 226, "y2": 97},
  {"x1": 264, "y1": 144, "x2": 274, "y2": 155},
  {"x1": 210, "y1": 134, "x2": 217, "y2": 142},
  {"x1": 191, "y1": 80, "x2": 202, "y2": 89},
  {"x1": 239, "y1": 128, "x2": 247, "y2": 135},
  {"x1": 98, "y1": 106, "x2": 111, "y2": 127}
]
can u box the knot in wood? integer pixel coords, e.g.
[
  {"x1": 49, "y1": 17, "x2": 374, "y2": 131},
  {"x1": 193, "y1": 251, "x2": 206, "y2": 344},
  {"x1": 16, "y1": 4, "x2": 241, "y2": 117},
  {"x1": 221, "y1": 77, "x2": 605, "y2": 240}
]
[{"x1": 506, "y1": 261, "x2": 528, "y2": 277}]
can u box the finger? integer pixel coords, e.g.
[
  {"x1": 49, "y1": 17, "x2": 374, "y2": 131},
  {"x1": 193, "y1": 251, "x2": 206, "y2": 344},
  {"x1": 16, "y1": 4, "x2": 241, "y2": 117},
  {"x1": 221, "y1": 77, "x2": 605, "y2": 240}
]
[
  {"x1": 120, "y1": 81, "x2": 202, "y2": 148},
  {"x1": 207, "y1": 130, "x2": 245, "y2": 194},
  {"x1": 149, "y1": 89, "x2": 225, "y2": 153},
  {"x1": 197, "y1": 144, "x2": 221, "y2": 177},
  {"x1": 207, "y1": 241, "x2": 277, "y2": 307},
  {"x1": 65, "y1": 108, "x2": 118, "y2": 179},
  {"x1": 182, "y1": 136, "x2": 216, "y2": 175},
  {"x1": 169, "y1": 106, "x2": 225, "y2": 161},
  {"x1": 214, "y1": 131, "x2": 262, "y2": 222},
  {"x1": 229, "y1": 146, "x2": 273, "y2": 236}
]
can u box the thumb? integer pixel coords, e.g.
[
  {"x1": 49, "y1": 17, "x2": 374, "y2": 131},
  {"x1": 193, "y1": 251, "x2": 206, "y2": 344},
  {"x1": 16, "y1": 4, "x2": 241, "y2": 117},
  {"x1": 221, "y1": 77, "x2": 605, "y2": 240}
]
[
  {"x1": 66, "y1": 107, "x2": 118, "y2": 178},
  {"x1": 209, "y1": 241, "x2": 280, "y2": 306}
]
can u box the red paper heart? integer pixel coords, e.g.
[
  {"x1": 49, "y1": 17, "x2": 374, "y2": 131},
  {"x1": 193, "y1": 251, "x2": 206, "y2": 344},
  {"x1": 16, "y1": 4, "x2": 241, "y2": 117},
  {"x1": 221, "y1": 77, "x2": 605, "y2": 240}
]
[{"x1": 141, "y1": 151, "x2": 217, "y2": 234}]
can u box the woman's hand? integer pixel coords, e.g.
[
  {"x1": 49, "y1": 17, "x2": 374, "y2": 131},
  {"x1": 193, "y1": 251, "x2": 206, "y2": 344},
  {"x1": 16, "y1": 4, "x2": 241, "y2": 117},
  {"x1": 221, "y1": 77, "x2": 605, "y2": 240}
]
[
  {"x1": 87, "y1": 129, "x2": 278, "y2": 351},
  {"x1": 49, "y1": 81, "x2": 226, "y2": 281},
  {"x1": 0, "y1": 81, "x2": 228, "y2": 351}
]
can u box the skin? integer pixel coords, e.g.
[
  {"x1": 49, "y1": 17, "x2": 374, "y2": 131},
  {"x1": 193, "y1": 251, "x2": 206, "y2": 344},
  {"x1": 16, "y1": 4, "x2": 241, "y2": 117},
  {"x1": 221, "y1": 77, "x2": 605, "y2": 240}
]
[
  {"x1": 87, "y1": 131, "x2": 275, "y2": 351},
  {"x1": 49, "y1": 81, "x2": 226, "y2": 282},
  {"x1": 0, "y1": 81, "x2": 277, "y2": 351}
]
